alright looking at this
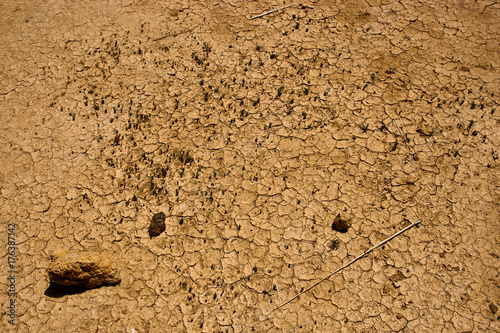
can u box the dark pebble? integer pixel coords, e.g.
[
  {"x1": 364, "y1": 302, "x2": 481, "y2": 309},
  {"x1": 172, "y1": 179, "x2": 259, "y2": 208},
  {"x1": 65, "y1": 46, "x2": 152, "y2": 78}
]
[
  {"x1": 149, "y1": 212, "x2": 166, "y2": 237},
  {"x1": 332, "y1": 213, "x2": 352, "y2": 233},
  {"x1": 490, "y1": 302, "x2": 498, "y2": 314}
]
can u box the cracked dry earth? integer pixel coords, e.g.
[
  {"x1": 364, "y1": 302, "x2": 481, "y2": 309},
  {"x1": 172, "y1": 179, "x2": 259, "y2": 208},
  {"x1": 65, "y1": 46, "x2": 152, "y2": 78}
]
[{"x1": 1, "y1": 0, "x2": 499, "y2": 332}]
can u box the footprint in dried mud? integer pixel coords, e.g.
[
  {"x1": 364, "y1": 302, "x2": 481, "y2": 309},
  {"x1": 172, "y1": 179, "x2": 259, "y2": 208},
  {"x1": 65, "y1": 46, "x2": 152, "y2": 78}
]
[
  {"x1": 149, "y1": 212, "x2": 166, "y2": 237},
  {"x1": 332, "y1": 213, "x2": 352, "y2": 233}
]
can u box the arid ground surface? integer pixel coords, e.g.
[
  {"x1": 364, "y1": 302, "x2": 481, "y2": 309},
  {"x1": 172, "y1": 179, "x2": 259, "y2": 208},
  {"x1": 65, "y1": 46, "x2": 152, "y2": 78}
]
[{"x1": 1, "y1": 0, "x2": 499, "y2": 332}]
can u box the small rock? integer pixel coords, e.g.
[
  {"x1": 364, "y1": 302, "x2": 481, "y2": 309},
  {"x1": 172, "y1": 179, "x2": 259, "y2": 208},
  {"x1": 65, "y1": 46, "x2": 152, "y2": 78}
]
[
  {"x1": 490, "y1": 302, "x2": 498, "y2": 314},
  {"x1": 149, "y1": 212, "x2": 166, "y2": 237},
  {"x1": 48, "y1": 251, "x2": 121, "y2": 289},
  {"x1": 332, "y1": 213, "x2": 352, "y2": 233}
]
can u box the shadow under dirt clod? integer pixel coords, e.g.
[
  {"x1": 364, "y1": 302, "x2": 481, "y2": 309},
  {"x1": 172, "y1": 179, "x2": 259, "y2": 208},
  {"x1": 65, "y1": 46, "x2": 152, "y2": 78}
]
[
  {"x1": 44, "y1": 281, "x2": 119, "y2": 298},
  {"x1": 44, "y1": 282, "x2": 90, "y2": 298}
]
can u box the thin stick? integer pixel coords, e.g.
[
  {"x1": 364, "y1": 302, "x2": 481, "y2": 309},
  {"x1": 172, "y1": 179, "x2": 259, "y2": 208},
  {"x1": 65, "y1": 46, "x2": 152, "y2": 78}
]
[
  {"x1": 275, "y1": 283, "x2": 282, "y2": 306},
  {"x1": 273, "y1": 220, "x2": 421, "y2": 311},
  {"x1": 250, "y1": 5, "x2": 292, "y2": 19}
]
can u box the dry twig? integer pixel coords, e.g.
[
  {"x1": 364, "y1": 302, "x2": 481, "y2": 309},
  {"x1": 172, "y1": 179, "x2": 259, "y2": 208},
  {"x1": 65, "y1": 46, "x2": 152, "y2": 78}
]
[
  {"x1": 273, "y1": 220, "x2": 421, "y2": 311},
  {"x1": 250, "y1": 5, "x2": 292, "y2": 19},
  {"x1": 275, "y1": 283, "x2": 282, "y2": 306}
]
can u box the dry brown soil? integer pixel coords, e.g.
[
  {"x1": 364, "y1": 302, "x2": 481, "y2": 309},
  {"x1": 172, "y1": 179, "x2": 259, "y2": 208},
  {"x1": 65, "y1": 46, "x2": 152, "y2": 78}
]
[{"x1": 1, "y1": 0, "x2": 499, "y2": 332}]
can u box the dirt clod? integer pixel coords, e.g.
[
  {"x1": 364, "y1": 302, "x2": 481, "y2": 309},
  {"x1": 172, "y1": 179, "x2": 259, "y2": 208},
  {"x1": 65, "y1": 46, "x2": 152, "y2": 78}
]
[
  {"x1": 149, "y1": 212, "x2": 166, "y2": 237},
  {"x1": 48, "y1": 251, "x2": 121, "y2": 289},
  {"x1": 332, "y1": 213, "x2": 352, "y2": 233}
]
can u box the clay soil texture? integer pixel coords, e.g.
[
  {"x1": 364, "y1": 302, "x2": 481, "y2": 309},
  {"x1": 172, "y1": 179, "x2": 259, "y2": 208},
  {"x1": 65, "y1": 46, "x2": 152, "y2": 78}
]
[{"x1": 1, "y1": 0, "x2": 499, "y2": 332}]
